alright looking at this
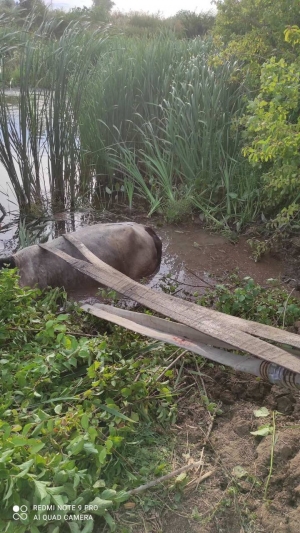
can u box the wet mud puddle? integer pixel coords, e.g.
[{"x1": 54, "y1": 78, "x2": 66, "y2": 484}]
[{"x1": 72, "y1": 223, "x2": 283, "y2": 305}]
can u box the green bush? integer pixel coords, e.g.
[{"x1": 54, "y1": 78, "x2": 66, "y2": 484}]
[{"x1": 199, "y1": 276, "x2": 300, "y2": 326}]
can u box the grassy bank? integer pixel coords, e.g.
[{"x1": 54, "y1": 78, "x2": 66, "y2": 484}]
[{"x1": 0, "y1": 18, "x2": 257, "y2": 227}]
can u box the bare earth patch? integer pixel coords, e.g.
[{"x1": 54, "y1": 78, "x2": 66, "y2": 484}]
[{"x1": 123, "y1": 367, "x2": 300, "y2": 533}]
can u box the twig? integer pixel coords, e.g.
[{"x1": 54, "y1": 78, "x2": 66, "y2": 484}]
[
  {"x1": 0, "y1": 202, "x2": 6, "y2": 217},
  {"x1": 264, "y1": 410, "x2": 277, "y2": 500},
  {"x1": 127, "y1": 459, "x2": 204, "y2": 496},
  {"x1": 156, "y1": 350, "x2": 188, "y2": 381},
  {"x1": 185, "y1": 268, "x2": 213, "y2": 286},
  {"x1": 185, "y1": 469, "x2": 215, "y2": 491},
  {"x1": 164, "y1": 276, "x2": 213, "y2": 288},
  {"x1": 189, "y1": 355, "x2": 217, "y2": 487},
  {"x1": 282, "y1": 288, "x2": 295, "y2": 329}
]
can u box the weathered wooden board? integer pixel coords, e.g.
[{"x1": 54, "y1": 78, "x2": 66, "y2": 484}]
[
  {"x1": 39, "y1": 237, "x2": 300, "y2": 374},
  {"x1": 82, "y1": 302, "x2": 272, "y2": 378},
  {"x1": 62, "y1": 234, "x2": 300, "y2": 351},
  {"x1": 84, "y1": 302, "x2": 233, "y2": 349}
]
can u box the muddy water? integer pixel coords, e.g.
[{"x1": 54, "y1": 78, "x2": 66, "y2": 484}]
[{"x1": 68, "y1": 221, "x2": 283, "y2": 305}]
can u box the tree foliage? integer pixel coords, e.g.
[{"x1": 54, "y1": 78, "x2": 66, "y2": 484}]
[
  {"x1": 213, "y1": 0, "x2": 300, "y2": 86},
  {"x1": 243, "y1": 26, "x2": 300, "y2": 217},
  {"x1": 173, "y1": 10, "x2": 215, "y2": 38},
  {"x1": 214, "y1": 0, "x2": 300, "y2": 45}
]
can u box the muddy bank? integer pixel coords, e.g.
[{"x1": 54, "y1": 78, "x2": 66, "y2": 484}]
[
  {"x1": 0, "y1": 211, "x2": 284, "y2": 295},
  {"x1": 68, "y1": 220, "x2": 283, "y2": 303},
  {"x1": 152, "y1": 223, "x2": 282, "y2": 287}
]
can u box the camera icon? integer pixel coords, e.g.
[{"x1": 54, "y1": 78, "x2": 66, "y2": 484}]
[{"x1": 13, "y1": 505, "x2": 28, "y2": 520}]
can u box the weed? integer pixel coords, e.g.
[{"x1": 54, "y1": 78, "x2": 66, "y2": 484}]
[
  {"x1": 0, "y1": 269, "x2": 178, "y2": 532},
  {"x1": 199, "y1": 276, "x2": 300, "y2": 327}
]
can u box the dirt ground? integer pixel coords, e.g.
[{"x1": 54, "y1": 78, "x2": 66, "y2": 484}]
[
  {"x1": 115, "y1": 222, "x2": 300, "y2": 533},
  {"x1": 123, "y1": 367, "x2": 300, "y2": 533}
]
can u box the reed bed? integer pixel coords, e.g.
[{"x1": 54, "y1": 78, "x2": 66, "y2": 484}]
[
  {"x1": 0, "y1": 18, "x2": 107, "y2": 211},
  {"x1": 0, "y1": 21, "x2": 259, "y2": 225},
  {"x1": 80, "y1": 35, "x2": 258, "y2": 224}
]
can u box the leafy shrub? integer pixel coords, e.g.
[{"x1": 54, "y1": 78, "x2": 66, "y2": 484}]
[
  {"x1": 243, "y1": 26, "x2": 300, "y2": 219},
  {"x1": 199, "y1": 276, "x2": 300, "y2": 326},
  {"x1": 0, "y1": 269, "x2": 176, "y2": 532}
]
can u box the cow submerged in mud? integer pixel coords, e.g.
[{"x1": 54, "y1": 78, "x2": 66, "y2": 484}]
[{"x1": 0, "y1": 222, "x2": 162, "y2": 290}]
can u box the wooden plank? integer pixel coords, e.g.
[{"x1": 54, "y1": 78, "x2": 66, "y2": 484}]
[
  {"x1": 39, "y1": 239, "x2": 300, "y2": 374},
  {"x1": 81, "y1": 303, "x2": 266, "y2": 377},
  {"x1": 87, "y1": 302, "x2": 233, "y2": 349},
  {"x1": 63, "y1": 234, "x2": 300, "y2": 351},
  {"x1": 82, "y1": 303, "x2": 300, "y2": 388}
]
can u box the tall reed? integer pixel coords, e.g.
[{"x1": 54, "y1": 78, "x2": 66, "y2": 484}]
[
  {"x1": 0, "y1": 20, "x2": 258, "y2": 224},
  {"x1": 0, "y1": 17, "x2": 107, "y2": 211},
  {"x1": 86, "y1": 36, "x2": 256, "y2": 222}
]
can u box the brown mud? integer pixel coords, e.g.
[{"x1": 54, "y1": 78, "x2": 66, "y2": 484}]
[{"x1": 67, "y1": 220, "x2": 284, "y2": 303}]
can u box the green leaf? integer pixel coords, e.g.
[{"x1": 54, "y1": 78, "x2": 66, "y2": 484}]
[
  {"x1": 33, "y1": 479, "x2": 49, "y2": 500},
  {"x1": 54, "y1": 404, "x2": 62, "y2": 414},
  {"x1": 29, "y1": 526, "x2": 41, "y2": 533},
  {"x1": 68, "y1": 524, "x2": 81, "y2": 533},
  {"x1": 15, "y1": 459, "x2": 34, "y2": 478},
  {"x1": 88, "y1": 497, "x2": 113, "y2": 514},
  {"x1": 0, "y1": 449, "x2": 14, "y2": 462},
  {"x1": 93, "y1": 480, "x2": 106, "y2": 489},
  {"x1": 11, "y1": 436, "x2": 28, "y2": 447},
  {"x1": 113, "y1": 490, "x2": 129, "y2": 503},
  {"x1": 99, "y1": 405, "x2": 136, "y2": 423},
  {"x1": 81, "y1": 521, "x2": 94, "y2": 533},
  {"x1": 51, "y1": 494, "x2": 66, "y2": 508},
  {"x1": 84, "y1": 442, "x2": 98, "y2": 455},
  {"x1": 22, "y1": 423, "x2": 35, "y2": 436},
  {"x1": 56, "y1": 314, "x2": 69, "y2": 321},
  {"x1": 29, "y1": 442, "x2": 45, "y2": 454},
  {"x1": 81, "y1": 413, "x2": 89, "y2": 430},
  {"x1": 104, "y1": 511, "x2": 116, "y2": 531},
  {"x1": 250, "y1": 425, "x2": 273, "y2": 436},
  {"x1": 99, "y1": 448, "x2": 107, "y2": 464},
  {"x1": 253, "y1": 407, "x2": 270, "y2": 418},
  {"x1": 100, "y1": 489, "x2": 116, "y2": 500},
  {"x1": 68, "y1": 439, "x2": 84, "y2": 455}
]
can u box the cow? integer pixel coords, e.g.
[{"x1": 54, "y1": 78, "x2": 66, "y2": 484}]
[{"x1": 0, "y1": 222, "x2": 162, "y2": 290}]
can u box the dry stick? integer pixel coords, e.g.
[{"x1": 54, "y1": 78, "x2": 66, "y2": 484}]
[
  {"x1": 156, "y1": 350, "x2": 188, "y2": 381},
  {"x1": 164, "y1": 276, "x2": 212, "y2": 288},
  {"x1": 185, "y1": 268, "x2": 213, "y2": 286},
  {"x1": 166, "y1": 347, "x2": 181, "y2": 363},
  {"x1": 282, "y1": 288, "x2": 295, "y2": 329},
  {"x1": 127, "y1": 460, "x2": 204, "y2": 496},
  {"x1": 185, "y1": 357, "x2": 217, "y2": 489}
]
